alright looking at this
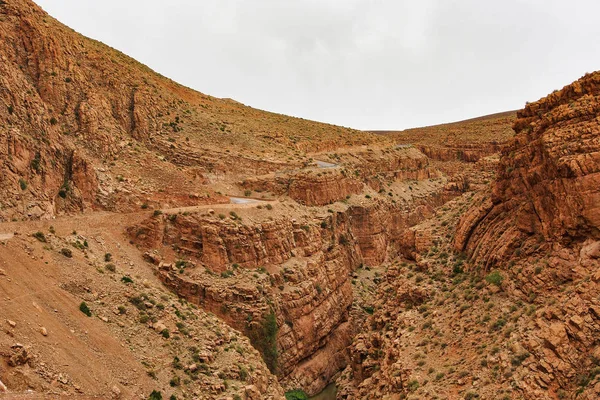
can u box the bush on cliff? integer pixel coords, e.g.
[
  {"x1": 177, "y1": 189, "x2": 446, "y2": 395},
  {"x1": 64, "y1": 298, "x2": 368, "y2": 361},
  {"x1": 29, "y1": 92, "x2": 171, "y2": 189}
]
[
  {"x1": 285, "y1": 389, "x2": 308, "y2": 400},
  {"x1": 248, "y1": 310, "x2": 278, "y2": 373}
]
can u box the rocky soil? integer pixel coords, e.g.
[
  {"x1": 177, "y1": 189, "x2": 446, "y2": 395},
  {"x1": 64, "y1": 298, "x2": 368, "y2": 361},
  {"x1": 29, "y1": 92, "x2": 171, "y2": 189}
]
[
  {"x1": 340, "y1": 72, "x2": 600, "y2": 399},
  {"x1": 1, "y1": 1, "x2": 599, "y2": 400}
]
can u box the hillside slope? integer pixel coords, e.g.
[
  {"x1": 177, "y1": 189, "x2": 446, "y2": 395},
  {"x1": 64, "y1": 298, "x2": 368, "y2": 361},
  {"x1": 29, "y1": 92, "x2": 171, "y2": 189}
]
[
  {"x1": 340, "y1": 73, "x2": 600, "y2": 399},
  {"x1": 375, "y1": 111, "x2": 516, "y2": 163},
  {"x1": 0, "y1": 0, "x2": 387, "y2": 221}
]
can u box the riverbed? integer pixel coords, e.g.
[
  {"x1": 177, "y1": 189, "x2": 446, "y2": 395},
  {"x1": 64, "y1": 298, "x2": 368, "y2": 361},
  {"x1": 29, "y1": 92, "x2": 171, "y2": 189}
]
[{"x1": 309, "y1": 384, "x2": 337, "y2": 400}]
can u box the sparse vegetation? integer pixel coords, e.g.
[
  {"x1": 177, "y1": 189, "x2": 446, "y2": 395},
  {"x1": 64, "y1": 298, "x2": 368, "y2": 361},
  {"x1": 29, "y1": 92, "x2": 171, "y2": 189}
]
[
  {"x1": 60, "y1": 248, "x2": 73, "y2": 258},
  {"x1": 485, "y1": 271, "x2": 504, "y2": 287},
  {"x1": 285, "y1": 390, "x2": 308, "y2": 400},
  {"x1": 79, "y1": 302, "x2": 92, "y2": 317},
  {"x1": 248, "y1": 311, "x2": 278, "y2": 373},
  {"x1": 148, "y1": 391, "x2": 162, "y2": 400},
  {"x1": 33, "y1": 231, "x2": 47, "y2": 242}
]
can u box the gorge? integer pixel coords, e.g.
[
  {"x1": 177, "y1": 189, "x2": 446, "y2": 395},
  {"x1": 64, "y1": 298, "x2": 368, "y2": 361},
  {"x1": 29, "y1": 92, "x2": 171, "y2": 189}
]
[{"x1": 0, "y1": 1, "x2": 599, "y2": 399}]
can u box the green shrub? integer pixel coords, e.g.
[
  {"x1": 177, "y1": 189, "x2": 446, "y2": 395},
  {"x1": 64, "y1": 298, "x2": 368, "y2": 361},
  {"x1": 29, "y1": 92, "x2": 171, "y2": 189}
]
[
  {"x1": 148, "y1": 391, "x2": 162, "y2": 400},
  {"x1": 248, "y1": 311, "x2": 278, "y2": 373},
  {"x1": 104, "y1": 253, "x2": 112, "y2": 262},
  {"x1": 60, "y1": 248, "x2": 73, "y2": 258},
  {"x1": 238, "y1": 365, "x2": 248, "y2": 381},
  {"x1": 407, "y1": 379, "x2": 420, "y2": 392},
  {"x1": 485, "y1": 271, "x2": 504, "y2": 287},
  {"x1": 30, "y1": 153, "x2": 42, "y2": 173},
  {"x1": 285, "y1": 390, "x2": 308, "y2": 400},
  {"x1": 33, "y1": 231, "x2": 47, "y2": 242},
  {"x1": 363, "y1": 305, "x2": 375, "y2": 315},
  {"x1": 19, "y1": 179, "x2": 28, "y2": 191},
  {"x1": 221, "y1": 270, "x2": 234, "y2": 278},
  {"x1": 339, "y1": 234, "x2": 349, "y2": 246},
  {"x1": 79, "y1": 302, "x2": 92, "y2": 317},
  {"x1": 129, "y1": 296, "x2": 147, "y2": 311},
  {"x1": 121, "y1": 276, "x2": 134, "y2": 284}
]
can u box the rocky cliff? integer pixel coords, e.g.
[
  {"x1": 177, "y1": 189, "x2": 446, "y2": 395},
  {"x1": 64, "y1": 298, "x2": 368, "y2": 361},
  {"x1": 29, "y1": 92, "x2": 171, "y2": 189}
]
[
  {"x1": 449, "y1": 72, "x2": 600, "y2": 399},
  {"x1": 0, "y1": 0, "x2": 388, "y2": 221},
  {"x1": 240, "y1": 146, "x2": 440, "y2": 206},
  {"x1": 455, "y1": 71, "x2": 600, "y2": 265},
  {"x1": 340, "y1": 73, "x2": 600, "y2": 400},
  {"x1": 127, "y1": 179, "x2": 459, "y2": 395}
]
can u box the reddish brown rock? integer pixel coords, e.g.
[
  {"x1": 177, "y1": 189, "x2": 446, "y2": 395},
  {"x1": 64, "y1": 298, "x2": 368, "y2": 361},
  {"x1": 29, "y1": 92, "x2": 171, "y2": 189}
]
[{"x1": 456, "y1": 72, "x2": 600, "y2": 265}]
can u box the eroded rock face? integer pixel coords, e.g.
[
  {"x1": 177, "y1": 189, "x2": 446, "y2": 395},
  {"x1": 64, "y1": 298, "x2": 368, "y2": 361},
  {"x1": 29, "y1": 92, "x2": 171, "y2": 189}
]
[
  {"x1": 135, "y1": 210, "x2": 362, "y2": 395},
  {"x1": 453, "y1": 72, "x2": 600, "y2": 398},
  {"x1": 0, "y1": 0, "x2": 173, "y2": 220},
  {"x1": 128, "y1": 190, "x2": 456, "y2": 395},
  {"x1": 456, "y1": 71, "x2": 600, "y2": 266},
  {"x1": 243, "y1": 170, "x2": 364, "y2": 206},
  {"x1": 417, "y1": 143, "x2": 502, "y2": 163},
  {"x1": 241, "y1": 147, "x2": 440, "y2": 206}
]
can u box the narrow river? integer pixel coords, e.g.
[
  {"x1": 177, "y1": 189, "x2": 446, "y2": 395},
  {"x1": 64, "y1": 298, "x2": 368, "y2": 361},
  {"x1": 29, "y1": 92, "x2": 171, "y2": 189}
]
[{"x1": 309, "y1": 384, "x2": 337, "y2": 400}]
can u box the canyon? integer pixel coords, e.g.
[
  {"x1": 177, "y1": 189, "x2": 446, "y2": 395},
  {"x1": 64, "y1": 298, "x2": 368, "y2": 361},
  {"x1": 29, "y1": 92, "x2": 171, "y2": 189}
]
[{"x1": 0, "y1": 1, "x2": 599, "y2": 400}]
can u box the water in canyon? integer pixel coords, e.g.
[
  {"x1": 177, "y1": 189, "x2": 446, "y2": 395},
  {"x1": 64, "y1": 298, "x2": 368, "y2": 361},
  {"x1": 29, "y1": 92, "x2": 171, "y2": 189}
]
[{"x1": 309, "y1": 384, "x2": 337, "y2": 400}]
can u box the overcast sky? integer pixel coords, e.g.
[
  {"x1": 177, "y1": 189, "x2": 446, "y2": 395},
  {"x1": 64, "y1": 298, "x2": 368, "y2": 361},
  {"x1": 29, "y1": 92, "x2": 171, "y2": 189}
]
[{"x1": 35, "y1": 0, "x2": 600, "y2": 130}]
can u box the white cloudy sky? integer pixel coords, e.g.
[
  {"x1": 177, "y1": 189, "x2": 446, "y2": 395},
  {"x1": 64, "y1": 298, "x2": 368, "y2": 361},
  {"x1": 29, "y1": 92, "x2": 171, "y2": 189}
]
[{"x1": 35, "y1": 0, "x2": 600, "y2": 130}]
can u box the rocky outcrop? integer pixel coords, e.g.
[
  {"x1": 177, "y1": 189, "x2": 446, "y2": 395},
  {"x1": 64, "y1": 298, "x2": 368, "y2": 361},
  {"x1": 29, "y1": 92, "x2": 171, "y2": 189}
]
[
  {"x1": 241, "y1": 147, "x2": 440, "y2": 206},
  {"x1": 135, "y1": 210, "x2": 362, "y2": 395},
  {"x1": 452, "y1": 72, "x2": 600, "y2": 398},
  {"x1": 0, "y1": 0, "x2": 173, "y2": 219},
  {"x1": 128, "y1": 187, "x2": 456, "y2": 395},
  {"x1": 417, "y1": 143, "x2": 502, "y2": 163},
  {"x1": 455, "y1": 71, "x2": 600, "y2": 266},
  {"x1": 242, "y1": 169, "x2": 364, "y2": 206},
  {"x1": 0, "y1": 0, "x2": 388, "y2": 221},
  {"x1": 382, "y1": 111, "x2": 516, "y2": 164}
]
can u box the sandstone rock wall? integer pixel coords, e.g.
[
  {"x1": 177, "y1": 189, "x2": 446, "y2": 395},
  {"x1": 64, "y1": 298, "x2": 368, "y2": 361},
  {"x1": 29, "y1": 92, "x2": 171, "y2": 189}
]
[
  {"x1": 455, "y1": 71, "x2": 600, "y2": 266},
  {"x1": 242, "y1": 170, "x2": 364, "y2": 206},
  {"x1": 128, "y1": 191, "x2": 455, "y2": 395},
  {"x1": 453, "y1": 71, "x2": 600, "y2": 398},
  {"x1": 417, "y1": 143, "x2": 502, "y2": 163}
]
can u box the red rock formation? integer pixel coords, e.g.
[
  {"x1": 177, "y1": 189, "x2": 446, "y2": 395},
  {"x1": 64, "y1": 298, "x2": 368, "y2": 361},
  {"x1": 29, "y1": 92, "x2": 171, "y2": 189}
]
[
  {"x1": 453, "y1": 72, "x2": 600, "y2": 398},
  {"x1": 0, "y1": 0, "x2": 388, "y2": 221},
  {"x1": 128, "y1": 188, "x2": 456, "y2": 395},
  {"x1": 242, "y1": 170, "x2": 364, "y2": 206},
  {"x1": 241, "y1": 147, "x2": 440, "y2": 206},
  {"x1": 417, "y1": 143, "x2": 502, "y2": 162},
  {"x1": 455, "y1": 72, "x2": 600, "y2": 266}
]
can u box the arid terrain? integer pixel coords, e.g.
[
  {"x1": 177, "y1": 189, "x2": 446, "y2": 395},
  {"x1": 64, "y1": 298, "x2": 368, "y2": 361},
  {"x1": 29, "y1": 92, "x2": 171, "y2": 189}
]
[{"x1": 1, "y1": 1, "x2": 599, "y2": 400}]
